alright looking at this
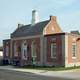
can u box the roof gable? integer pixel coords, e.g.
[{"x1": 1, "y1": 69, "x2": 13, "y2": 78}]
[{"x1": 43, "y1": 16, "x2": 62, "y2": 35}]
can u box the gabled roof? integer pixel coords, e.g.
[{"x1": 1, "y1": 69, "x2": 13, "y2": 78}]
[{"x1": 11, "y1": 20, "x2": 49, "y2": 38}]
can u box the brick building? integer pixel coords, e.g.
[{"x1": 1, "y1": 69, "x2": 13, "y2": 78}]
[{"x1": 3, "y1": 10, "x2": 80, "y2": 67}]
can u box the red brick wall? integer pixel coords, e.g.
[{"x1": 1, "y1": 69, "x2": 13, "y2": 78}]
[
  {"x1": 43, "y1": 16, "x2": 62, "y2": 35},
  {"x1": 46, "y1": 34, "x2": 62, "y2": 65},
  {"x1": 12, "y1": 37, "x2": 40, "y2": 63},
  {"x1": 67, "y1": 34, "x2": 80, "y2": 64},
  {"x1": 3, "y1": 39, "x2": 11, "y2": 59},
  {"x1": 76, "y1": 39, "x2": 80, "y2": 62},
  {"x1": 26, "y1": 38, "x2": 40, "y2": 62},
  {"x1": 12, "y1": 40, "x2": 21, "y2": 60}
]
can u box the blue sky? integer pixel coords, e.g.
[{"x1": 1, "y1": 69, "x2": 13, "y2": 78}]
[{"x1": 0, "y1": 0, "x2": 80, "y2": 46}]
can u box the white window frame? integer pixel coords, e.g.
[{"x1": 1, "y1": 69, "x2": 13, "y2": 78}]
[
  {"x1": 51, "y1": 43, "x2": 57, "y2": 58},
  {"x1": 72, "y1": 42, "x2": 77, "y2": 59},
  {"x1": 31, "y1": 41, "x2": 37, "y2": 58},
  {"x1": 21, "y1": 40, "x2": 27, "y2": 59}
]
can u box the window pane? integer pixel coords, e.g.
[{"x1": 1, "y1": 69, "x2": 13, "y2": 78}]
[
  {"x1": 51, "y1": 43, "x2": 57, "y2": 58},
  {"x1": 22, "y1": 41, "x2": 27, "y2": 59},
  {"x1": 6, "y1": 46, "x2": 9, "y2": 56},
  {"x1": 72, "y1": 43, "x2": 76, "y2": 57},
  {"x1": 31, "y1": 42, "x2": 36, "y2": 57},
  {"x1": 33, "y1": 44, "x2": 36, "y2": 57}
]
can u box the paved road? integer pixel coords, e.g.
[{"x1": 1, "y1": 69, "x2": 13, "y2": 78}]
[
  {"x1": 0, "y1": 66, "x2": 80, "y2": 80},
  {"x1": 0, "y1": 69, "x2": 74, "y2": 80}
]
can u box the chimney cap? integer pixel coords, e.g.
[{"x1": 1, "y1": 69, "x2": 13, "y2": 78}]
[
  {"x1": 32, "y1": 10, "x2": 37, "y2": 12},
  {"x1": 31, "y1": 10, "x2": 39, "y2": 25}
]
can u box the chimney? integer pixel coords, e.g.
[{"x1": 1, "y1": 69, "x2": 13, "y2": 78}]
[{"x1": 31, "y1": 10, "x2": 39, "y2": 25}]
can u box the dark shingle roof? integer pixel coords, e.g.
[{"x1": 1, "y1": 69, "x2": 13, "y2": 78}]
[
  {"x1": 11, "y1": 20, "x2": 49, "y2": 38},
  {"x1": 71, "y1": 30, "x2": 79, "y2": 35}
]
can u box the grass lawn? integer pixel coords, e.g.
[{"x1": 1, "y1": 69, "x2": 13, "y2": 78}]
[{"x1": 15, "y1": 65, "x2": 80, "y2": 71}]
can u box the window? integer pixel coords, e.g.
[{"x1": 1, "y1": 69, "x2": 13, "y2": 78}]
[
  {"x1": 23, "y1": 45, "x2": 27, "y2": 58},
  {"x1": 22, "y1": 41, "x2": 27, "y2": 59},
  {"x1": 72, "y1": 43, "x2": 76, "y2": 57},
  {"x1": 6, "y1": 45, "x2": 9, "y2": 56},
  {"x1": 31, "y1": 41, "x2": 36, "y2": 57},
  {"x1": 51, "y1": 43, "x2": 57, "y2": 58}
]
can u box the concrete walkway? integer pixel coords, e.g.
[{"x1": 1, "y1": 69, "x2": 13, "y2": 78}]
[{"x1": 0, "y1": 65, "x2": 80, "y2": 80}]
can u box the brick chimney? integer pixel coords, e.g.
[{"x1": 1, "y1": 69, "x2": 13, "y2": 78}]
[{"x1": 31, "y1": 10, "x2": 39, "y2": 25}]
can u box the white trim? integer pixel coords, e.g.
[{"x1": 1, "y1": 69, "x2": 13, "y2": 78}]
[
  {"x1": 51, "y1": 43, "x2": 56, "y2": 58},
  {"x1": 43, "y1": 37, "x2": 47, "y2": 66},
  {"x1": 61, "y1": 35, "x2": 65, "y2": 66},
  {"x1": 72, "y1": 57, "x2": 76, "y2": 59},
  {"x1": 40, "y1": 36, "x2": 44, "y2": 65},
  {"x1": 31, "y1": 41, "x2": 37, "y2": 58},
  {"x1": 65, "y1": 34, "x2": 68, "y2": 67},
  {"x1": 65, "y1": 62, "x2": 80, "y2": 67},
  {"x1": 21, "y1": 40, "x2": 28, "y2": 60}
]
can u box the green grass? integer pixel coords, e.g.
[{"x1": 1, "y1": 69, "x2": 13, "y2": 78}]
[{"x1": 15, "y1": 65, "x2": 80, "y2": 71}]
